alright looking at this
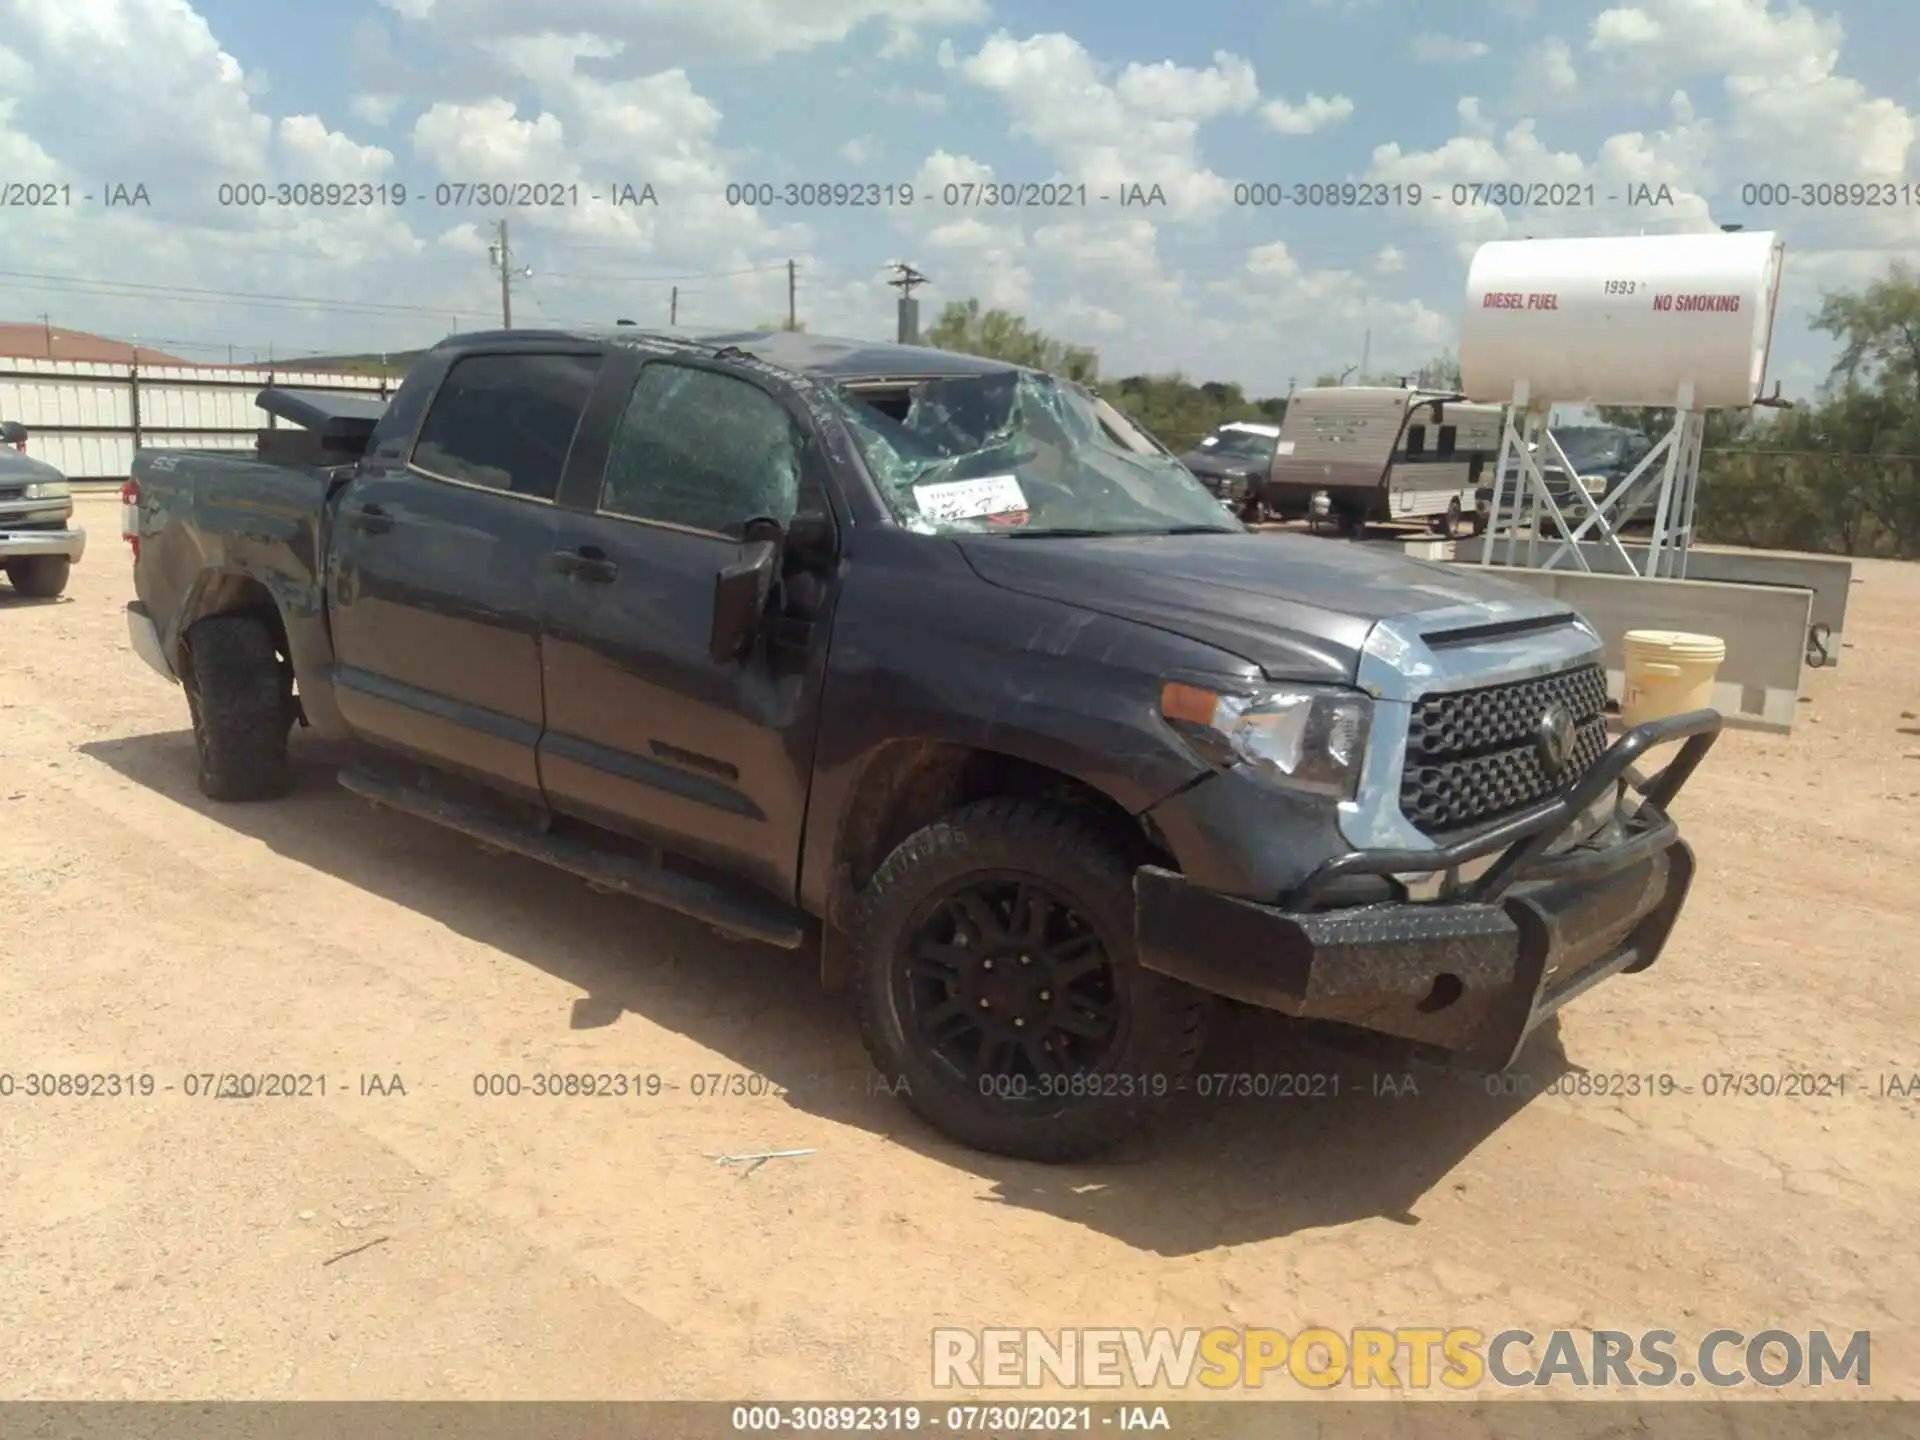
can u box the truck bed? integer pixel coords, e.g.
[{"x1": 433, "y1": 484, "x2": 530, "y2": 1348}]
[{"x1": 130, "y1": 447, "x2": 348, "y2": 671}]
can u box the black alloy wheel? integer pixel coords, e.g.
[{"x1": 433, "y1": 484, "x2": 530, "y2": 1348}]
[{"x1": 894, "y1": 872, "x2": 1122, "y2": 1090}]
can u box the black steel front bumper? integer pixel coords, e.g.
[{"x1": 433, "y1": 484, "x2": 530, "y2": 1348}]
[{"x1": 1134, "y1": 709, "x2": 1722, "y2": 1071}]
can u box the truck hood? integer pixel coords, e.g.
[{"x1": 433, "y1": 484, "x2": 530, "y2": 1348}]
[
  {"x1": 0, "y1": 452, "x2": 65, "y2": 484},
  {"x1": 955, "y1": 531, "x2": 1569, "y2": 683}
]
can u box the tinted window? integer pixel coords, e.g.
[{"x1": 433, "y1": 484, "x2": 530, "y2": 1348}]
[
  {"x1": 410, "y1": 352, "x2": 601, "y2": 501},
  {"x1": 364, "y1": 363, "x2": 440, "y2": 462},
  {"x1": 1404, "y1": 424, "x2": 1426, "y2": 455},
  {"x1": 600, "y1": 363, "x2": 803, "y2": 535},
  {"x1": 1437, "y1": 425, "x2": 1457, "y2": 457}
]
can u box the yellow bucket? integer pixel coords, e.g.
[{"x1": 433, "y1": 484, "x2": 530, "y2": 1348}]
[{"x1": 1621, "y1": 630, "x2": 1726, "y2": 727}]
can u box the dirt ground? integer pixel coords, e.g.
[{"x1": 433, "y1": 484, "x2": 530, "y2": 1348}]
[{"x1": 3, "y1": 492, "x2": 1916, "y2": 1408}]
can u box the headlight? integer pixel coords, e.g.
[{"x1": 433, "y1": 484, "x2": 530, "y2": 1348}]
[
  {"x1": 24, "y1": 480, "x2": 69, "y2": 500},
  {"x1": 1578, "y1": 474, "x2": 1609, "y2": 494},
  {"x1": 1160, "y1": 680, "x2": 1371, "y2": 799}
]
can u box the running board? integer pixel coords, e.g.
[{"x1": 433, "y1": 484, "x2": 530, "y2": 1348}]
[{"x1": 336, "y1": 767, "x2": 808, "y2": 949}]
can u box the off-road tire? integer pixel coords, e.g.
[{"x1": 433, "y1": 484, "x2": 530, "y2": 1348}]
[
  {"x1": 4, "y1": 556, "x2": 70, "y2": 597},
  {"x1": 183, "y1": 613, "x2": 292, "y2": 801},
  {"x1": 851, "y1": 798, "x2": 1214, "y2": 1162}
]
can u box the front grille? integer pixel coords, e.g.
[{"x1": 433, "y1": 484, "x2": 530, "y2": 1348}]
[
  {"x1": 0, "y1": 484, "x2": 24, "y2": 502},
  {"x1": 1401, "y1": 662, "x2": 1610, "y2": 836}
]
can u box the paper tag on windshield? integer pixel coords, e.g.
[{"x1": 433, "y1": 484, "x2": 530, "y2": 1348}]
[{"x1": 913, "y1": 474, "x2": 1028, "y2": 522}]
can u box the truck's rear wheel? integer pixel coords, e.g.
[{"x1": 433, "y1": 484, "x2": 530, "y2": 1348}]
[
  {"x1": 183, "y1": 613, "x2": 292, "y2": 801},
  {"x1": 851, "y1": 798, "x2": 1213, "y2": 1162},
  {"x1": 4, "y1": 556, "x2": 70, "y2": 597}
]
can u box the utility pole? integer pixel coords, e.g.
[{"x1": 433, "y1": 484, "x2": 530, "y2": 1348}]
[
  {"x1": 488, "y1": 218, "x2": 531, "y2": 328},
  {"x1": 40, "y1": 313, "x2": 52, "y2": 357},
  {"x1": 887, "y1": 261, "x2": 928, "y2": 343},
  {"x1": 670, "y1": 286, "x2": 678, "y2": 325},
  {"x1": 787, "y1": 259, "x2": 797, "y2": 329},
  {"x1": 1360, "y1": 327, "x2": 1370, "y2": 381}
]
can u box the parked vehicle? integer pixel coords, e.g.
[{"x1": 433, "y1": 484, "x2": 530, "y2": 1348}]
[
  {"x1": 1264, "y1": 386, "x2": 1499, "y2": 538},
  {"x1": 0, "y1": 421, "x2": 86, "y2": 597},
  {"x1": 1178, "y1": 422, "x2": 1306, "y2": 523},
  {"x1": 123, "y1": 327, "x2": 1721, "y2": 1162},
  {"x1": 1479, "y1": 426, "x2": 1662, "y2": 537}
]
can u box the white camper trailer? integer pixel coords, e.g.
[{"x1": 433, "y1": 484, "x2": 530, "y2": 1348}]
[{"x1": 1263, "y1": 386, "x2": 1501, "y2": 537}]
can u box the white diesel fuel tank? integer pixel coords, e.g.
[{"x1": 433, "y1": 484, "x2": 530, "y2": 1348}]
[{"x1": 1459, "y1": 231, "x2": 1785, "y2": 409}]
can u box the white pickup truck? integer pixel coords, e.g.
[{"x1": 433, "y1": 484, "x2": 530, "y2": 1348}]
[{"x1": 0, "y1": 421, "x2": 86, "y2": 598}]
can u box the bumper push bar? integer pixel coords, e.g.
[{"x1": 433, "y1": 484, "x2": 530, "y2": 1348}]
[{"x1": 1135, "y1": 709, "x2": 1723, "y2": 1071}]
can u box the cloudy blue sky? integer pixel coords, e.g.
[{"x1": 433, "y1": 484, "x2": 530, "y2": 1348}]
[{"x1": 0, "y1": 0, "x2": 1913, "y2": 398}]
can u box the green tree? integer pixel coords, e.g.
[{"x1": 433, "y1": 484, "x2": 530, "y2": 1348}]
[
  {"x1": 1412, "y1": 350, "x2": 1462, "y2": 390},
  {"x1": 1813, "y1": 258, "x2": 1920, "y2": 411},
  {"x1": 923, "y1": 299, "x2": 1099, "y2": 382},
  {"x1": 1683, "y1": 260, "x2": 1920, "y2": 557}
]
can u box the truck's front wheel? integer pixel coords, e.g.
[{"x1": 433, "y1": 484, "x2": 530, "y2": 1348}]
[
  {"x1": 851, "y1": 798, "x2": 1213, "y2": 1162},
  {"x1": 183, "y1": 613, "x2": 292, "y2": 801},
  {"x1": 4, "y1": 557, "x2": 70, "y2": 597}
]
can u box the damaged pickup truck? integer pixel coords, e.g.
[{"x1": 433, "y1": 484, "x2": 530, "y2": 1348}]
[{"x1": 123, "y1": 328, "x2": 1720, "y2": 1161}]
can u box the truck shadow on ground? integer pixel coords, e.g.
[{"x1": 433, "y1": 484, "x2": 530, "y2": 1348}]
[{"x1": 83, "y1": 727, "x2": 1581, "y2": 1256}]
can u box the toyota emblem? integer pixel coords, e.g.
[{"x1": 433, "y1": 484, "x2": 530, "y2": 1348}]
[{"x1": 1534, "y1": 704, "x2": 1577, "y2": 772}]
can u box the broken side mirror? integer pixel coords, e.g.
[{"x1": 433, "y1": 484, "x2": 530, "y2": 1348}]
[{"x1": 710, "y1": 535, "x2": 779, "y2": 663}]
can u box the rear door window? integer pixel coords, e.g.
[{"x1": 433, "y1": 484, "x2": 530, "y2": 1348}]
[{"x1": 409, "y1": 353, "x2": 602, "y2": 501}]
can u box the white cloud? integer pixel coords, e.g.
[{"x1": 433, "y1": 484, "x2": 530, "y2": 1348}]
[
  {"x1": 1529, "y1": 36, "x2": 1580, "y2": 94},
  {"x1": 913, "y1": 149, "x2": 995, "y2": 192},
  {"x1": 411, "y1": 99, "x2": 572, "y2": 176},
  {"x1": 1366, "y1": 0, "x2": 1917, "y2": 349},
  {"x1": 956, "y1": 32, "x2": 1258, "y2": 217},
  {"x1": 840, "y1": 136, "x2": 880, "y2": 164},
  {"x1": 0, "y1": 0, "x2": 806, "y2": 355},
  {"x1": 1591, "y1": 8, "x2": 1665, "y2": 45},
  {"x1": 350, "y1": 93, "x2": 400, "y2": 126},
  {"x1": 1374, "y1": 245, "x2": 1405, "y2": 274},
  {"x1": 1411, "y1": 34, "x2": 1490, "y2": 62},
  {"x1": 1224, "y1": 243, "x2": 1450, "y2": 378},
  {"x1": 381, "y1": 0, "x2": 991, "y2": 67},
  {"x1": 1260, "y1": 93, "x2": 1355, "y2": 134},
  {"x1": 1457, "y1": 96, "x2": 1496, "y2": 136},
  {"x1": 881, "y1": 85, "x2": 949, "y2": 111}
]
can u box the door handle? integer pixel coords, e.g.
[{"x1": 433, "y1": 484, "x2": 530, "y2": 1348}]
[
  {"x1": 551, "y1": 547, "x2": 617, "y2": 583},
  {"x1": 345, "y1": 503, "x2": 392, "y2": 534}
]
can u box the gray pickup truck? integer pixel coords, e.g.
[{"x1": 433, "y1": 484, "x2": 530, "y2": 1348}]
[
  {"x1": 1, "y1": 421, "x2": 86, "y2": 597},
  {"x1": 123, "y1": 327, "x2": 1723, "y2": 1161}
]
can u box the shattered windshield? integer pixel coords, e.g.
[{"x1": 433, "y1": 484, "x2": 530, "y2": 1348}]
[{"x1": 828, "y1": 371, "x2": 1241, "y2": 537}]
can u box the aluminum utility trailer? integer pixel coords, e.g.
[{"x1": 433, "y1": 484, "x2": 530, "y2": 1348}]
[{"x1": 1265, "y1": 386, "x2": 1500, "y2": 538}]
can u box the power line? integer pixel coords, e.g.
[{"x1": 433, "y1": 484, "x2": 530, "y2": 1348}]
[
  {"x1": 530, "y1": 263, "x2": 791, "y2": 284},
  {"x1": 0, "y1": 267, "x2": 481, "y2": 319}
]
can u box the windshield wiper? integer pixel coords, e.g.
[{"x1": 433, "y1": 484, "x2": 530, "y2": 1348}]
[{"x1": 1152, "y1": 524, "x2": 1241, "y2": 534}]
